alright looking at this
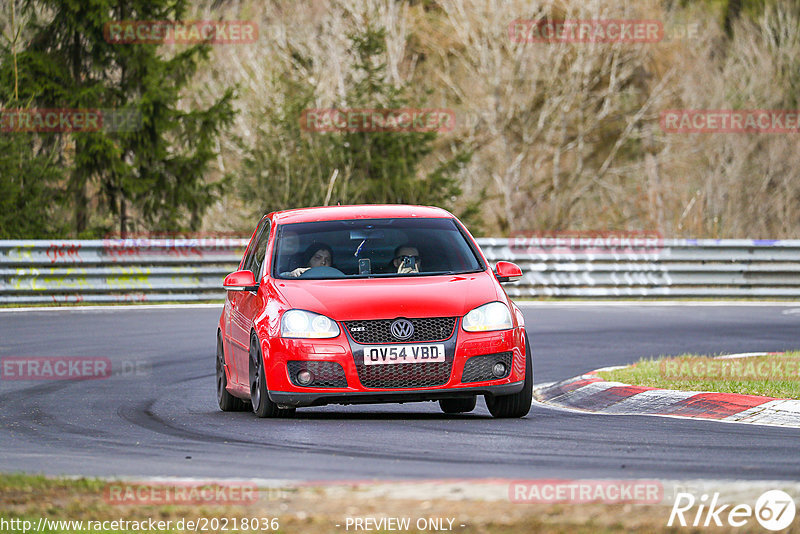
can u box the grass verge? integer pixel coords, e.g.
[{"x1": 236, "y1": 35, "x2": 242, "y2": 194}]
[
  {"x1": 0, "y1": 473, "x2": 756, "y2": 534},
  {"x1": 597, "y1": 352, "x2": 800, "y2": 399}
]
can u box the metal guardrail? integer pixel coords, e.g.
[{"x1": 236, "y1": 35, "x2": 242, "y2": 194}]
[
  {"x1": 1, "y1": 238, "x2": 799, "y2": 304},
  {"x1": 481, "y1": 238, "x2": 800, "y2": 298},
  {"x1": 0, "y1": 239, "x2": 247, "y2": 304}
]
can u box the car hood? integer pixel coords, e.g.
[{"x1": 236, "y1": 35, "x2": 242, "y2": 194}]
[{"x1": 273, "y1": 272, "x2": 503, "y2": 321}]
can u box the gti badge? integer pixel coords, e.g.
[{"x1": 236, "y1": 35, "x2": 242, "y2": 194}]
[{"x1": 390, "y1": 319, "x2": 414, "y2": 340}]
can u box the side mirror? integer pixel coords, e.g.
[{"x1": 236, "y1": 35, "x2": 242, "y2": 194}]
[
  {"x1": 223, "y1": 270, "x2": 258, "y2": 291},
  {"x1": 494, "y1": 261, "x2": 522, "y2": 283}
]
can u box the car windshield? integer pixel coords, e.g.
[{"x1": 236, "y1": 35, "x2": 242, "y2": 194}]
[{"x1": 272, "y1": 217, "x2": 483, "y2": 279}]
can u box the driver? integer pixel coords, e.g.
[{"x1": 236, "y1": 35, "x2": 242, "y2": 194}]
[{"x1": 285, "y1": 243, "x2": 334, "y2": 278}]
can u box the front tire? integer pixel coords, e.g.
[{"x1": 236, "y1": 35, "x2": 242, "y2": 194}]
[
  {"x1": 439, "y1": 396, "x2": 477, "y2": 414},
  {"x1": 217, "y1": 334, "x2": 247, "y2": 412},
  {"x1": 249, "y1": 333, "x2": 295, "y2": 418},
  {"x1": 485, "y1": 332, "x2": 533, "y2": 418}
]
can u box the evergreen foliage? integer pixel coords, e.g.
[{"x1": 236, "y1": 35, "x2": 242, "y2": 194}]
[
  {"x1": 240, "y1": 25, "x2": 479, "y2": 228},
  {"x1": 0, "y1": 0, "x2": 234, "y2": 237}
]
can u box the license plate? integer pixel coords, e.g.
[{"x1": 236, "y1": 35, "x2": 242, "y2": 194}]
[{"x1": 363, "y1": 344, "x2": 446, "y2": 365}]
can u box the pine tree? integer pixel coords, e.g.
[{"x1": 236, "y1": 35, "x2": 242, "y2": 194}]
[
  {"x1": 241, "y1": 25, "x2": 478, "y2": 226},
  {"x1": 0, "y1": 0, "x2": 235, "y2": 237}
]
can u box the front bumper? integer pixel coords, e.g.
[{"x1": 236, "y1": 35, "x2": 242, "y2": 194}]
[
  {"x1": 263, "y1": 325, "x2": 527, "y2": 406},
  {"x1": 269, "y1": 381, "x2": 525, "y2": 408}
]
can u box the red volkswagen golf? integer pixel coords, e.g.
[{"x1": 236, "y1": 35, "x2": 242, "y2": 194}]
[{"x1": 217, "y1": 205, "x2": 532, "y2": 418}]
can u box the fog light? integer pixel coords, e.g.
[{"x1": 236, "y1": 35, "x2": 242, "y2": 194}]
[
  {"x1": 492, "y1": 362, "x2": 507, "y2": 378},
  {"x1": 297, "y1": 370, "x2": 313, "y2": 385}
]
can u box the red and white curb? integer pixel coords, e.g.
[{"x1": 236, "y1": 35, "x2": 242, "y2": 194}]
[{"x1": 534, "y1": 352, "x2": 800, "y2": 428}]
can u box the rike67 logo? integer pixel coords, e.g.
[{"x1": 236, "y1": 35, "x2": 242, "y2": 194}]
[{"x1": 669, "y1": 490, "x2": 796, "y2": 531}]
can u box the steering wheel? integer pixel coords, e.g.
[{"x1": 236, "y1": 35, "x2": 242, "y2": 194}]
[{"x1": 298, "y1": 266, "x2": 346, "y2": 279}]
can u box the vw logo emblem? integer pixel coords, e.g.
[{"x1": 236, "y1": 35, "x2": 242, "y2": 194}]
[{"x1": 390, "y1": 319, "x2": 414, "y2": 340}]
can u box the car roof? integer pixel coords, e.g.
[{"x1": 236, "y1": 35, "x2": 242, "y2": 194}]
[{"x1": 268, "y1": 204, "x2": 454, "y2": 224}]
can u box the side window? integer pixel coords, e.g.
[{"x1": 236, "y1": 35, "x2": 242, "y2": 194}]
[
  {"x1": 251, "y1": 222, "x2": 271, "y2": 279},
  {"x1": 241, "y1": 218, "x2": 269, "y2": 275}
]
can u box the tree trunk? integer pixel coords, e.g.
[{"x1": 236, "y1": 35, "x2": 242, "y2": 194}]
[
  {"x1": 120, "y1": 196, "x2": 127, "y2": 238},
  {"x1": 73, "y1": 179, "x2": 87, "y2": 235}
]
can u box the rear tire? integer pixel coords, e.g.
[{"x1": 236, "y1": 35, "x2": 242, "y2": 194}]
[
  {"x1": 439, "y1": 396, "x2": 477, "y2": 414},
  {"x1": 217, "y1": 334, "x2": 247, "y2": 412},
  {"x1": 249, "y1": 333, "x2": 295, "y2": 418},
  {"x1": 485, "y1": 332, "x2": 533, "y2": 418}
]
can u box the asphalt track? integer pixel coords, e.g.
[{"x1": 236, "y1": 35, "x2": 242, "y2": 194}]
[{"x1": 0, "y1": 304, "x2": 799, "y2": 481}]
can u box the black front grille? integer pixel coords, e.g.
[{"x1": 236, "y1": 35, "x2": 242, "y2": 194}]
[
  {"x1": 356, "y1": 361, "x2": 453, "y2": 388},
  {"x1": 461, "y1": 352, "x2": 513, "y2": 383},
  {"x1": 287, "y1": 361, "x2": 347, "y2": 388},
  {"x1": 345, "y1": 317, "x2": 457, "y2": 344}
]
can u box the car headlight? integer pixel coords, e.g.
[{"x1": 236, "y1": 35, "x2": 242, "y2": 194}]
[
  {"x1": 281, "y1": 309, "x2": 340, "y2": 339},
  {"x1": 462, "y1": 302, "x2": 513, "y2": 332}
]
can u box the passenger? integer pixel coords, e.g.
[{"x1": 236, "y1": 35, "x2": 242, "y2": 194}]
[
  {"x1": 392, "y1": 245, "x2": 422, "y2": 274},
  {"x1": 285, "y1": 243, "x2": 334, "y2": 278}
]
